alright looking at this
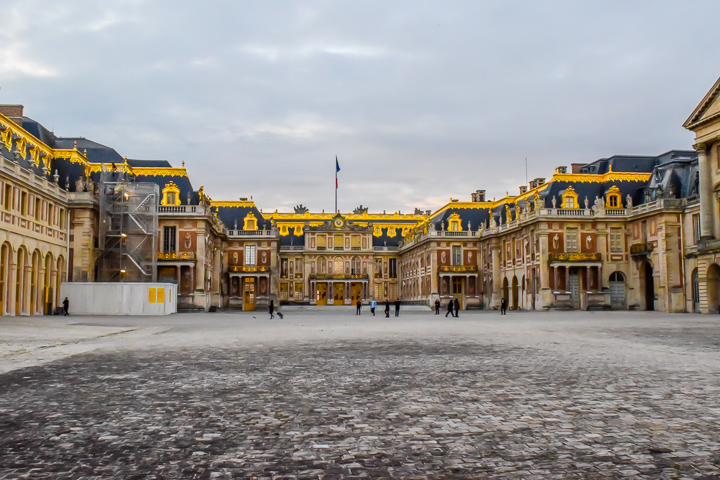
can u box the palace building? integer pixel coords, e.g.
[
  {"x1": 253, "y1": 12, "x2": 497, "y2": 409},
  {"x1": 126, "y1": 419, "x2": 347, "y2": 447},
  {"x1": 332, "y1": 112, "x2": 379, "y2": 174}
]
[{"x1": 2, "y1": 77, "x2": 720, "y2": 315}]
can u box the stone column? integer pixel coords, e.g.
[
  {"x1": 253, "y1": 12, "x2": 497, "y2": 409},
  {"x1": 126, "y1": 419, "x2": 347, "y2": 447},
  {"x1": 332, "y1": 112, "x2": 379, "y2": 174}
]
[
  {"x1": 586, "y1": 266, "x2": 592, "y2": 292},
  {"x1": 697, "y1": 144, "x2": 714, "y2": 239},
  {"x1": 190, "y1": 265, "x2": 196, "y2": 292},
  {"x1": 564, "y1": 267, "x2": 570, "y2": 292},
  {"x1": 553, "y1": 267, "x2": 559, "y2": 292},
  {"x1": 177, "y1": 266, "x2": 182, "y2": 288},
  {"x1": 329, "y1": 282, "x2": 334, "y2": 304},
  {"x1": 598, "y1": 265, "x2": 603, "y2": 290}
]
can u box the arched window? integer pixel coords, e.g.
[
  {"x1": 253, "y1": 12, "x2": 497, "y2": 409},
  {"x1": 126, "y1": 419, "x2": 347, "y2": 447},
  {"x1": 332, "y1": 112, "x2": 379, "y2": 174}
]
[
  {"x1": 161, "y1": 181, "x2": 181, "y2": 206},
  {"x1": 351, "y1": 257, "x2": 361, "y2": 275},
  {"x1": 609, "y1": 271, "x2": 625, "y2": 282},
  {"x1": 243, "y1": 212, "x2": 257, "y2": 231},
  {"x1": 561, "y1": 186, "x2": 579, "y2": 209},
  {"x1": 448, "y1": 213, "x2": 461, "y2": 231},
  {"x1": 606, "y1": 185, "x2": 622, "y2": 209}
]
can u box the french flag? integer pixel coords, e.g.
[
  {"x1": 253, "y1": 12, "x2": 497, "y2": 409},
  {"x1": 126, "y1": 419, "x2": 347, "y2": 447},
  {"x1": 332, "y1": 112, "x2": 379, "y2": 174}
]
[{"x1": 335, "y1": 156, "x2": 340, "y2": 188}]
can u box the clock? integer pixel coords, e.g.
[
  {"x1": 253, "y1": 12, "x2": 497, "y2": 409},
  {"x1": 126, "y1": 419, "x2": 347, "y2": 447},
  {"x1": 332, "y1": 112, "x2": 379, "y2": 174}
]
[{"x1": 334, "y1": 217, "x2": 344, "y2": 228}]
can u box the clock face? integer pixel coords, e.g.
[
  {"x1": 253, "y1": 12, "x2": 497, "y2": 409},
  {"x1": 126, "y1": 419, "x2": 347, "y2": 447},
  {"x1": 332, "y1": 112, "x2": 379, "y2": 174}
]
[{"x1": 334, "y1": 218, "x2": 344, "y2": 228}]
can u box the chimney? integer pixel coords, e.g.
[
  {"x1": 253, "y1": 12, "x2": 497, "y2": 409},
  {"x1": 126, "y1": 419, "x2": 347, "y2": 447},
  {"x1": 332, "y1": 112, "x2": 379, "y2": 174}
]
[
  {"x1": 530, "y1": 177, "x2": 546, "y2": 189},
  {"x1": 555, "y1": 166, "x2": 567, "y2": 174},
  {"x1": 471, "y1": 189, "x2": 486, "y2": 202},
  {"x1": 571, "y1": 163, "x2": 586, "y2": 174},
  {"x1": 519, "y1": 186, "x2": 527, "y2": 194},
  {"x1": 0, "y1": 105, "x2": 24, "y2": 126}
]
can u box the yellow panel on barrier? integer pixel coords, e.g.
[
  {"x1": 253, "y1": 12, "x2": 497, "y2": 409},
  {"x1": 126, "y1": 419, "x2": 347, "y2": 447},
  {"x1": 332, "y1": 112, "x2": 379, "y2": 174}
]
[
  {"x1": 157, "y1": 288, "x2": 164, "y2": 303},
  {"x1": 148, "y1": 288, "x2": 156, "y2": 303}
]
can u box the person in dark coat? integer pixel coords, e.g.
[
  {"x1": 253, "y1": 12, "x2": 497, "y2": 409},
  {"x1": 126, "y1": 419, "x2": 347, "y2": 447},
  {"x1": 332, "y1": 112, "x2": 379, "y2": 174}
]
[
  {"x1": 445, "y1": 300, "x2": 454, "y2": 317},
  {"x1": 434, "y1": 299, "x2": 440, "y2": 315},
  {"x1": 269, "y1": 300, "x2": 275, "y2": 319},
  {"x1": 500, "y1": 298, "x2": 507, "y2": 315},
  {"x1": 453, "y1": 298, "x2": 460, "y2": 317},
  {"x1": 384, "y1": 298, "x2": 390, "y2": 318},
  {"x1": 394, "y1": 299, "x2": 400, "y2": 317},
  {"x1": 62, "y1": 297, "x2": 69, "y2": 316},
  {"x1": 356, "y1": 299, "x2": 362, "y2": 315}
]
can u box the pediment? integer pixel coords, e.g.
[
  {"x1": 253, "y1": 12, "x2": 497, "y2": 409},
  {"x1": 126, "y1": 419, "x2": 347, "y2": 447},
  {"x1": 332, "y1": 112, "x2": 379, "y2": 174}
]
[{"x1": 684, "y1": 76, "x2": 720, "y2": 130}]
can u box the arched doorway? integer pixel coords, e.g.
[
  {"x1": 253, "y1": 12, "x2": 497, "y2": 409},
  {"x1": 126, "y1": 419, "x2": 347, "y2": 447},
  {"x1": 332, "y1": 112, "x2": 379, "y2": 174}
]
[
  {"x1": 30, "y1": 250, "x2": 41, "y2": 315},
  {"x1": 707, "y1": 263, "x2": 720, "y2": 313},
  {"x1": 502, "y1": 277, "x2": 509, "y2": 306},
  {"x1": 609, "y1": 271, "x2": 626, "y2": 310},
  {"x1": 44, "y1": 253, "x2": 54, "y2": 315},
  {"x1": 639, "y1": 260, "x2": 654, "y2": 311},
  {"x1": 0, "y1": 243, "x2": 10, "y2": 315},
  {"x1": 511, "y1": 276, "x2": 519, "y2": 310},
  {"x1": 521, "y1": 275, "x2": 526, "y2": 310},
  {"x1": 56, "y1": 256, "x2": 64, "y2": 313},
  {"x1": 16, "y1": 247, "x2": 28, "y2": 315},
  {"x1": 691, "y1": 268, "x2": 700, "y2": 313}
]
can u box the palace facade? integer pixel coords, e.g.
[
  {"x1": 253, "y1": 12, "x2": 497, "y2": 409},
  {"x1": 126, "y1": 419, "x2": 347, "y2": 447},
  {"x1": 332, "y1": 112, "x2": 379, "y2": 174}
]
[{"x1": 3, "y1": 77, "x2": 720, "y2": 315}]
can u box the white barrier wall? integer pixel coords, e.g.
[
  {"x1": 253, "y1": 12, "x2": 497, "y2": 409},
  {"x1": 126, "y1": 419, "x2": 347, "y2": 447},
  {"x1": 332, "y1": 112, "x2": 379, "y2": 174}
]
[{"x1": 60, "y1": 282, "x2": 177, "y2": 315}]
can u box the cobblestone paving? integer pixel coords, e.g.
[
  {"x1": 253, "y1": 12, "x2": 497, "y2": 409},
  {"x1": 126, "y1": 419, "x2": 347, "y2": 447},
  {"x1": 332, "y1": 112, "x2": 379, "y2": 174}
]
[{"x1": 1, "y1": 315, "x2": 720, "y2": 479}]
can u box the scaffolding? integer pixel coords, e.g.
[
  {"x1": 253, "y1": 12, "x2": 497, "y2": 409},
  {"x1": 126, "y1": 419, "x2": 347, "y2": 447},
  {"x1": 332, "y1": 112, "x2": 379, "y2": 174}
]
[{"x1": 97, "y1": 164, "x2": 158, "y2": 282}]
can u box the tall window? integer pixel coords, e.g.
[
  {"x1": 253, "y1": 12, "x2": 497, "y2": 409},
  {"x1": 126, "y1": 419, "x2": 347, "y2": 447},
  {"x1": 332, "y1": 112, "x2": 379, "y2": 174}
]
[
  {"x1": 281, "y1": 258, "x2": 288, "y2": 278},
  {"x1": 452, "y1": 246, "x2": 462, "y2": 265},
  {"x1": 375, "y1": 258, "x2": 383, "y2": 277},
  {"x1": 389, "y1": 258, "x2": 397, "y2": 278},
  {"x1": 693, "y1": 214, "x2": 701, "y2": 244},
  {"x1": 351, "y1": 257, "x2": 361, "y2": 275},
  {"x1": 566, "y1": 228, "x2": 579, "y2": 252},
  {"x1": 21, "y1": 191, "x2": 27, "y2": 216},
  {"x1": 4, "y1": 184, "x2": 11, "y2": 210},
  {"x1": 163, "y1": 226, "x2": 176, "y2": 253},
  {"x1": 610, "y1": 228, "x2": 623, "y2": 253},
  {"x1": 245, "y1": 245, "x2": 256, "y2": 265},
  {"x1": 317, "y1": 235, "x2": 326, "y2": 249}
]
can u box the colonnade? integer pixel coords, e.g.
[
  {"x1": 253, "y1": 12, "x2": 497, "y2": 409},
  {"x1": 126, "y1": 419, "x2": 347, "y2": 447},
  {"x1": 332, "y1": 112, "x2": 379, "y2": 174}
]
[{"x1": 0, "y1": 242, "x2": 65, "y2": 316}]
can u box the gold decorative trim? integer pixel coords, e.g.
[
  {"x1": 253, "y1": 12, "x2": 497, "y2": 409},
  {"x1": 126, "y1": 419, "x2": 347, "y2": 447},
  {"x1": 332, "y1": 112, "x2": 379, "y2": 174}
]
[
  {"x1": 548, "y1": 253, "x2": 602, "y2": 262},
  {"x1": 439, "y1": 265, "x2": 478, "y2": 272},
  {"x1": 552, "y1": 171, "x2": 651, "y2": 184},
  {"x1": 132, "y1": 167, "x2": 188, "y2": 177}
]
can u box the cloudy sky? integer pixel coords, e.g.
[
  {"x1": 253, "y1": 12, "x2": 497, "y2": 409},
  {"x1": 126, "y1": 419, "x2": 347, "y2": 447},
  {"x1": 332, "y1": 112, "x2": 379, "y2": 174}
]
[{"x1": 1, "y1": 1, "x2": 719, "y2": 214}]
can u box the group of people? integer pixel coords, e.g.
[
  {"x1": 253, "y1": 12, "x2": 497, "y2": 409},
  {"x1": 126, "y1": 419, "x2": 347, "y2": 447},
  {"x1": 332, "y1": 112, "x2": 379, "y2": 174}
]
[
  {"x1": 356, "y1": 298, "x2": 401, "y2": 317},
  {"x1": 433, "y1": 298, "x2": 461, "y2": 317}
]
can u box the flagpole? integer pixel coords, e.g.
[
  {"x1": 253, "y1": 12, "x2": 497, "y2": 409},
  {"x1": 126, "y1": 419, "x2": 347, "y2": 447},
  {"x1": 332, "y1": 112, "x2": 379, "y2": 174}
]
[{"x1": 335, "y1": 157, "x2": 338, "y2": 214}]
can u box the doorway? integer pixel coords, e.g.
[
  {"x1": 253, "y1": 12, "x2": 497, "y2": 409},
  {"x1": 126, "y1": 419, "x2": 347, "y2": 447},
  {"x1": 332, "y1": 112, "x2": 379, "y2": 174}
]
[
  {"x1": 351, "y1": 282, "x2": 362, "y2": 304},
  {"x1": 640, "y1": 260, "x2": 655, "y2": 311},
  {"x1": 452, "y1": 277, "x2": 463, "y2": 310},
  {"x1": 243, "y1": 277, "x2": 256, "y2": 311},
  {"x1": 316, "y1": 282, "x2": 327, "y2": 305},
  {"x1": 707, "y1": 263, "x2": 720, "y2": 313},
  {"x1": 568, "y1": 270, "x2": 580, "y2": 309},
  {"x1": 511, "y1": 276, "x2": 519, "y2": 310},
  {"x1": 609, "y1": 271, "x2": 627, "y2": 310},
  {"x1": 692, "y1": 268, "x2": 700, "y2": 313},
  {"x1": 333, "y1": 283, "x2": 345, "y2": 304}
]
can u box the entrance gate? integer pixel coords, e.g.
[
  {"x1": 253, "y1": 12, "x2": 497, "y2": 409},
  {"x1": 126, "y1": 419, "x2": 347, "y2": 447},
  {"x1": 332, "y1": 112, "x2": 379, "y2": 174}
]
[
  {"x1": 351, "y1": 283, "x2": 362, "y2": 304},
  {"x1": 609, "y1": 272, "x2": 626, "y2": 309}
]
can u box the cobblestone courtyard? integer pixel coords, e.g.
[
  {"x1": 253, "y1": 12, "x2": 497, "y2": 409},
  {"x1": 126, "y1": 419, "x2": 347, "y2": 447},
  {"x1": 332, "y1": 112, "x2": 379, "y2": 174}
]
[{"x1": 2, "y1": 310, "x2": 720, "y2": 479}]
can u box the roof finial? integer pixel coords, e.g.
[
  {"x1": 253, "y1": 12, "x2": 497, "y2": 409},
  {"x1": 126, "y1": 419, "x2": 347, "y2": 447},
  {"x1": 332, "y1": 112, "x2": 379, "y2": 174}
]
[
  {"x1": 124, "y1": 156, "x2": 128, "y2": 165},
  {"x1": 608, "y1": 164, "x2": 613, "y2": 173},
  {"x1": 182, "y1": 161, "x2": 185, "y2": 168},
  {"x1": 73, "y1": 141, "x2": 77, "y2": 150}
]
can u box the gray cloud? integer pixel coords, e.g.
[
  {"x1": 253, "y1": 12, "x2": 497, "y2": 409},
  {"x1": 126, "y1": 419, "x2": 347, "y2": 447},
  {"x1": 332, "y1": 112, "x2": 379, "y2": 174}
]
[{"x1": 1, "y1": 0, "x2": 718, "y2": 212}]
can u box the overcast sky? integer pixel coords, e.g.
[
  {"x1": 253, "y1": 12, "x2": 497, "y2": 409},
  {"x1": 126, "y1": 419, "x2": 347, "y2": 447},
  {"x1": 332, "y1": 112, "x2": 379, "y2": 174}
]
[{"x1": 1, "y1": 1, "x2": 719, "y2": 213}]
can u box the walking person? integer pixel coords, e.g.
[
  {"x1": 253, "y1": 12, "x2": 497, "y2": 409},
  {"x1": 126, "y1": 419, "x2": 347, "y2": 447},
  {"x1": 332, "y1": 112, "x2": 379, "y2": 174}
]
[
  {"x1": 62, "y1": 297, "x2": 69, "y2": 316},
  {"x1": 394, "y1": 298, "x2": 400, "y2": 317},
  {"x1": 453, "y1": 298, "x2": 460, "y2": 318},
  {"x1": 500, "y1": 297, "x2": 507, "y2": 315},
  {"x1": 434, "y1": 299, "x2": 440, "y2": 315},
  {"x1": 356, "y1": 299, "x2": 362, "y2": 315},
  {"x1": 445, "y1": 300, "x2": 454, "y2": 317},
  {"x1": 370, "y1": 299, "x2": 377, "y2": 316},
  {"x1": 269, "y1": 300, "x2": 275, "y2": 319},
  {"x1": 384, "y1": 298, "x2": 390, "y2": 318}
]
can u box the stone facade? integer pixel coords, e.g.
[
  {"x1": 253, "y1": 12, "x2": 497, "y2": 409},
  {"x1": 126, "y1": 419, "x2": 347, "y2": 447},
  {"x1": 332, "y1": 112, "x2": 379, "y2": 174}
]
[{"x1": 3, "y1": 77, "x2": 720, "y2": 315}]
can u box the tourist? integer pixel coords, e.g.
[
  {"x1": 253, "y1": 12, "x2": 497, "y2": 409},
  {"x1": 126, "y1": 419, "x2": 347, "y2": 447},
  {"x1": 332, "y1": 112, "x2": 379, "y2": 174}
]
[
  {"x1": 384, "y1": 298, "x2": 390, "y2": 318},
  {"x1": 269, "y1": 300, "x2": 275, "y2": 319},
  {"x1": 434, "y1": 299, "x2": 440, "y2": 315},
  {"x1": 445, "y1": 300, "x2": 453, "y2": 317},
  {"x1": 500, "y1": 298, "x2": 507, "y2": 315},
  {"x1": 394, "y1": 298, "x2": 400, "y2": 317},
  {"x1": 370, "y1": 299, "x2": 376, "y2": 316},
  {"x1": 356, "y1": 299, "x2": 362, "y2": 315},
  {"x1": 453, "y1": 298, "x2": 460, "y2": 318},
  {"x1": 62, "y1": 297, "x2": 69, "y2": 316}
]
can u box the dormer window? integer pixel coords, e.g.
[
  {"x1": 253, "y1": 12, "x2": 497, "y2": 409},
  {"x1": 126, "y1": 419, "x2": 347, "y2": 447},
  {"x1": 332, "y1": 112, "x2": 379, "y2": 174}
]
[
  {"x1": 561, "y1": 186, "x2": 579, "y2": 209},
  {"x1": 243, "y1": 212, "x2": 257, "y2": 231},
  {"x1": 161, "y1": 181, "x2": 181, "y2": 206},
  {"x1": 448, "y1": 213, "x2": 461, "y2": 231},
  {"x1": 606, "y1": 185, "x2": 622, "y2": 209}
]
